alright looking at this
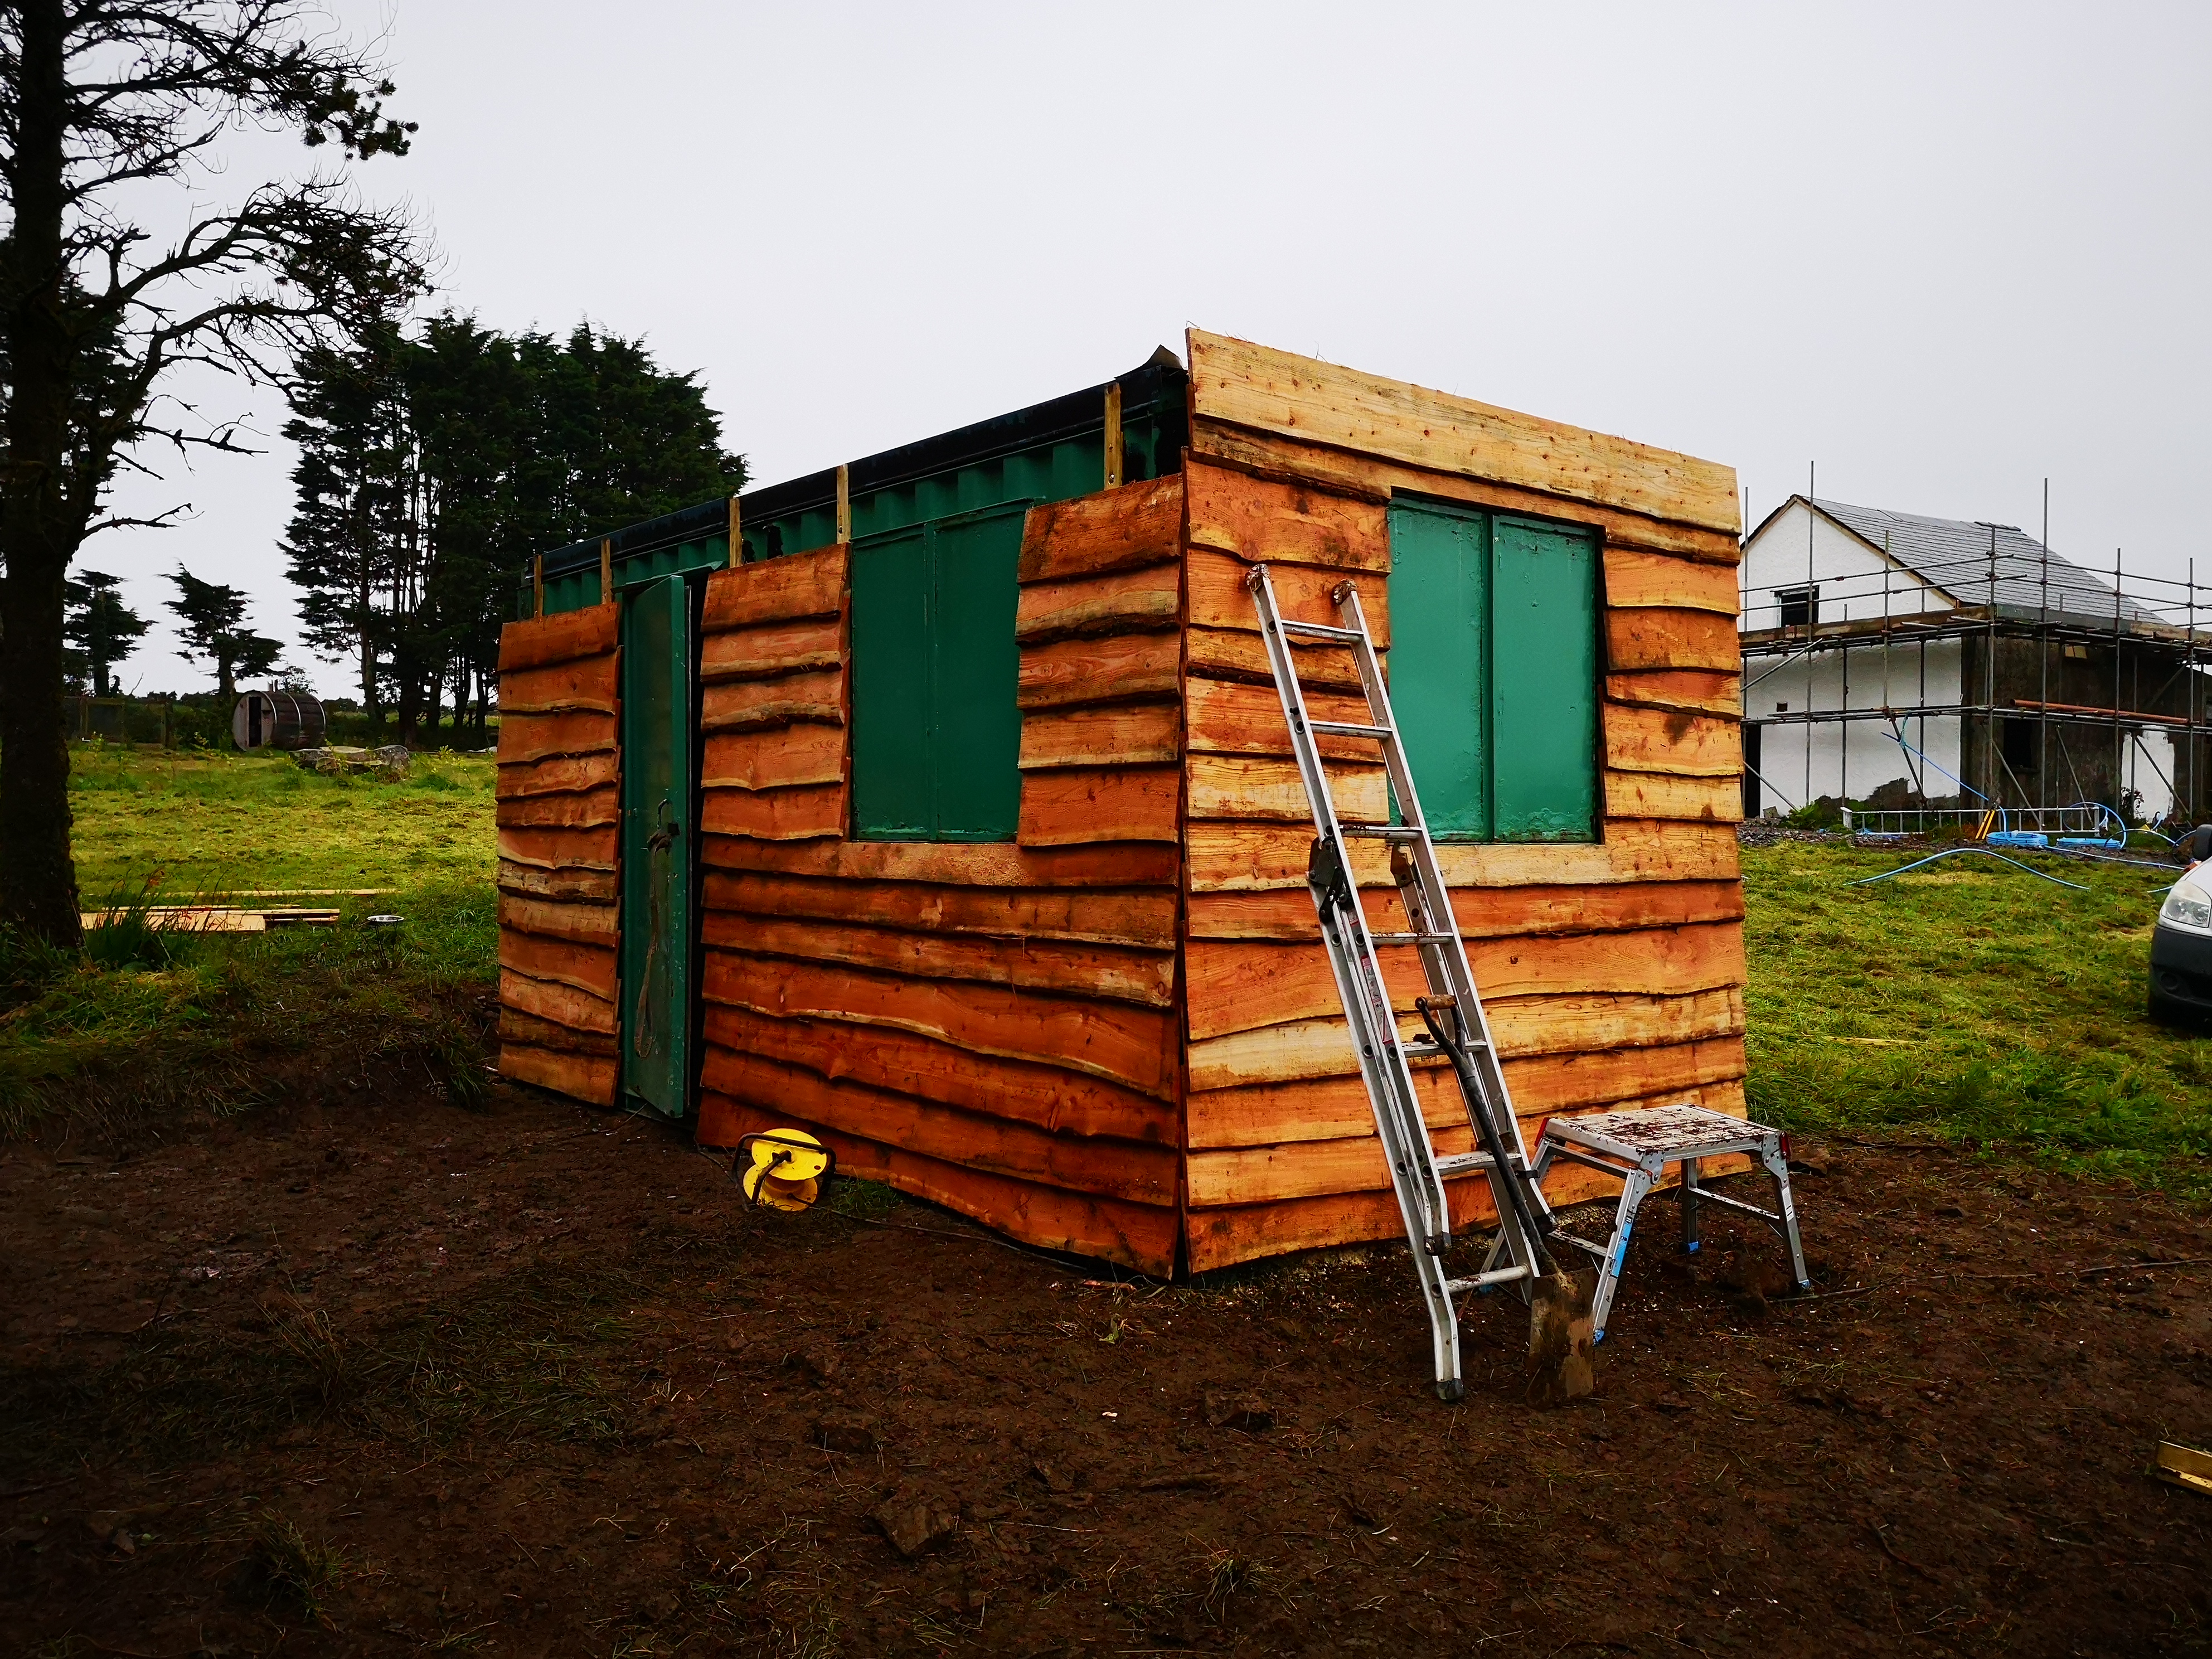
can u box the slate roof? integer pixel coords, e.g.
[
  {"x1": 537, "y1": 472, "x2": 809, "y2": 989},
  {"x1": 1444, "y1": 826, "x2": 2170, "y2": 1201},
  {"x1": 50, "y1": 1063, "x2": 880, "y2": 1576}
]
[{"x1": 1803, "y1": 497, "x2": 2163, "y2": 626}]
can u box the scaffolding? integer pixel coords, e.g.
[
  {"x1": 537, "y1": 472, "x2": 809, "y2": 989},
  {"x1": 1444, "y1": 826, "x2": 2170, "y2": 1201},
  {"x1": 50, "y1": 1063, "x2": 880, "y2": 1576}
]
[{"x1": 1739, "y1": 535, "x2": 2212, "y2": 831}]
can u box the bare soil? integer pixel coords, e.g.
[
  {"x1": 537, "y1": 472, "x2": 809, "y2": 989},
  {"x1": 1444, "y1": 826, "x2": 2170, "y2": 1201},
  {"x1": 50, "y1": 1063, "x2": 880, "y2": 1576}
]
[{"x1": 4, "y1": 1059, "x2": 2209, "y2": 1658}]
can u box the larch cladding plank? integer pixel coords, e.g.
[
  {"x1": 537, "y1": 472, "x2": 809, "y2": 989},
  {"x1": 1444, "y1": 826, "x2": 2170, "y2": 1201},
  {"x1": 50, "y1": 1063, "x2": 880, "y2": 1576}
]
[
  {"x1": 700, "y1": 1047, "x2": 1176, "y2": 1205},
  {"x1": 1185, "y1": 818, "x2": 1742, "y2": 892},
  {"x1": 496, "y1": 823, "x2": 617, "y2": 872},
  {"x1": 497, "y1": 860, "x2": 617, "y2": 903},
  {"x1": 497, "y1": 709, "x2": 617, "y2": 764},
  {"x1": 699, "y1": 615, "x2": 843, "y2": 682},
  {"x1": 1189, "y1": 419, "x2": 1743, "y2": 566},
  {"x1": 702, "y1": 836, "x2": 1179, "y2": 889},
  {"x1": 701, "y1": 870, "x2": 1177, "y2": 950},
  {"x1": 1187, "y1": 548, "x2": 1391, "y2": 646},
  {"x1": 1186, "y1": 987, "x2": 1744, "y2": 1089},
  {"x1": 1017, "y1": 474, "x2": 1185, "y2": 583},
  {"x1": 704, "y1": 1003, "x2": 1175, "y2": 1144},
  {"x1": 499, "y1": 1003, "x2": 618, "y2": 1057},
  {"x1": 1019, "y1": 702, "x2": 1179, "y2": 770},
  {"x1": 497, "y1": 932, "x2": 617, "y2": 1000},
  {"x1": 1186, "y1": 624, "x2": 1366, "y2": 693},
  {"x1": 499, "y1": 653, "x2": 618, "y2": 715},
  {"x1": 702, "y1": 951, "x2": 1177, "y2": 1099},
  {"x1": 496, "y1": 786, "x2": 619, "y2": 831},
  {"x1": 1186, "y1": 676, "x2": 1380, "y2": 762},
  {"x1": 1185, "y1": 923, "x2": 1745, "y2": 1041},
  {"x1": 702, "y1": 543, "x2": 847, "y2": 629},
  {"x1": 1606, "y1": 671, "x2": 1742, "y2": 719},
  {"x1": 699, "y1": 784, "x2": 845, "y2": 841},
  {"x1": 1186, "y1": 329, "x2": 1742, "y2": 537},
  {"x1": 701, "y1": 724, "x2": 846, "y2": 790},
  {"x1": 1183, "y1": 458, "x2": 1389, "y2": 573},
  {"x1": 498, "y1": 892, "x2": 618, "y2": 946},
  {"x1": 1018, "y1": 765, "x2": 1180, "y2": 847},
  {"x1": 697, "y1": 1090, "x2": 1178, "y2": 1275},
  {"x1": 1605, "y1": 608, "x2": 1741, "y2": 673},
  {"x1": 1604, "y1": 706, "x2": 1742, "y2": 778},
  {"x1": 1185, "y1": 1036, "x2": 1749, "y2": 1149},
  {"x1": 497, "y1": 601, "x2": 619, "y2": 674},
  {"x1": 1185, "y1": 1082, "x2": 1748, "y2": 1207},
  {"x1": 497, "y1": 751, "x2": 620, "y2": 799},
  {"x1": 701, "y1": 911, "x2": 1174, "y2": 1008},
  {"x1": 1017, "y1": 632, "x2": 1180, "y2": 710},
  {"x1": 1603, "y1": 546, "x2": 1742, "y2": 614},
  {"x1": 499, "y1": 968, "x2": 616, "y2": 1036},
  {"x1": 1016, "y1": 564, "x2": 1179, "y2": 643},
  {"x1": 700, "y1": 671, "x2": 845, "y2": 730},
  {"x1": 1603, "y1": 771, "x2": 1744, "y2": 823},
  {"x1": 1184, "y1": 879, "x2": 1745, "y2": 942},
  {"x1": 500, "y1": 1045, "x2": 616, "y2": 1107},
  {"x1": 1187, "y1": 754, "x2": 1387, "y2": 822}
]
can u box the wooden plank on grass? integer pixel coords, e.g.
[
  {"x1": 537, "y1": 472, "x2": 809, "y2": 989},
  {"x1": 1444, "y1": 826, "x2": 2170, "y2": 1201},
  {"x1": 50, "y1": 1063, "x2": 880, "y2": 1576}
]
[
  {"x1": 700, "y1": 724, "x2": 846, "y2": 790},
  {"x1": 1604, "y1": 705, "x2": 1742, "y2": 778},
  {"x1": 700, "y1": 836, "x2": 1179, "y2": 890},
  {"x1": 498, "y1": 654, "x2": 618, "y2": 716},
  {"x1": 698, "y1": 615, "x2": 843, "y2": 682},
  {"x1": 699, "y1": 783, "x2": 845, "y2": 841},
  {"x1": 1019, "y1": 702, "x2": 1179, "y2": 770},
  {"x1": 1017, "y1": 474, "x2": 1185, "y2": 583},
  {"x1": 1186, "y1": 753, "x2": 1386, "y2": 822},
  {"x1": 1016, "y1": 563, "x2": 1179, "y2": 643},
  {"x1": 1183, "y1": 458, "x2": 1389, "y2": 571},
  {"x1": 700, "y1": 670, "x2": 845, "y2": 730},
  {"x1": 1017, "y1": 631, "x2": 1179, "y2": 710},
  {"x1": 1605, "y1": 608, "x2": 1740, "y2": 672},
  {"x1": 702, "y1": 543, "x2": 847, "y2": 629},
  {"x1": 1187, "y1": 547, "x2": 1390, "y2": 644},
  {"x1": 704, "y1": 1003, "x2": 1175, "y2": 1144},
  {"x1": 1186, "y1": 329, "x2": 1741, "y2": 535},
  {"x1": 1018, "y1": 765, "x2": 1180, "y2": 846},
  {"x1": 497, "y1": 604, "x2": 618, "y2": 673},
  {"x1": 702, "y1": 950, "x2": 1176, "y2": 1098},
  {"x1": 702, "y1": 870, "x2": 1176, "y2": 949}
]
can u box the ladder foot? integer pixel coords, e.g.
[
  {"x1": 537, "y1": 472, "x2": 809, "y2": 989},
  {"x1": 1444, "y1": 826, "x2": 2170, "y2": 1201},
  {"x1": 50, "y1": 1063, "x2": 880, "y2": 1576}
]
[
  {"x1": 1437, "y1": 1378, "x2": 1465, "y2": 1403},
  {"x1": 1593, "y1": 1328, "x2": 1606, "y2": 1345}
]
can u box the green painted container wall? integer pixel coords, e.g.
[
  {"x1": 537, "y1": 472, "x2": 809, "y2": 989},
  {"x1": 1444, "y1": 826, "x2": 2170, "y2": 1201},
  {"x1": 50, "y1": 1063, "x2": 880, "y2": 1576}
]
[
  {"x1": 541, "y1": 533, "x2": 731, "y2": 618},
  {"x1": 1387, "y1": 499, "x2": 1599, "y2": 843},
  {"x1": 619, "y1": 571, "x2": 697, "y2": 1118}
]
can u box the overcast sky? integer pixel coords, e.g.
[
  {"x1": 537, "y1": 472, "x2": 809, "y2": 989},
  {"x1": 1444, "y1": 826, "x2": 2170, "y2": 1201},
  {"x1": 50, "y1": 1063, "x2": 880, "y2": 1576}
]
[{"x1": 91, "y1": 1, "x2": 2212, "y2": 697}]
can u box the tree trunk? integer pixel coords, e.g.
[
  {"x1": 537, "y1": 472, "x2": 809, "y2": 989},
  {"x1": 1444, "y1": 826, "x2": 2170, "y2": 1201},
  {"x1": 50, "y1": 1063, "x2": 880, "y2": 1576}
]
[{"x1": 0, "y1": 1, "x2": 86, "y2": 947}]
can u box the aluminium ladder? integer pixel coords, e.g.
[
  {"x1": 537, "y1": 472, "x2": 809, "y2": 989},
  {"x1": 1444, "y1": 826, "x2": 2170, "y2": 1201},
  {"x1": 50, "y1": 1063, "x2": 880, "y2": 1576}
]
[{"x1": 1245, "y1": 562, "x2": 1559, "y2": 1401}]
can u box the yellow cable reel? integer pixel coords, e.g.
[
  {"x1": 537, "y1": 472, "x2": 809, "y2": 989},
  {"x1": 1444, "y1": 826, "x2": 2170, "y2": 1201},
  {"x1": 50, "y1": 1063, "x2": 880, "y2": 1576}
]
[{"x1": 736, "y1": 1129, "x2": 834, "y2": 1212}]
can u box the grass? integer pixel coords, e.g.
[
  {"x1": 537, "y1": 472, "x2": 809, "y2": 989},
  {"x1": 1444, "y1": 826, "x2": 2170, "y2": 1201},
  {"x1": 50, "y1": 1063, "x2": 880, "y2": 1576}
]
[{"x1": 1742, "y1": 841, "x2": 2212, "y2": 1197}]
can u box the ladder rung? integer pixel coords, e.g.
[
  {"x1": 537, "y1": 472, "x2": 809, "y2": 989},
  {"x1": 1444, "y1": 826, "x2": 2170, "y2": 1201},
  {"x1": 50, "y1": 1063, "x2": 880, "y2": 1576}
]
[
  {"x1": 1279, "y1": 619, "x2": 1364, "y2": 643},
  {"x1": 1400, "y1": 1039, "x2": 1444, "y2": 1059},
  {"x1": 1307, "y1": 719, "x2": 1393, "y2": 739},
  {"x1": 1444, "y1": 1265, "x2": 1531, "y2": 1294},
  {"x1": 1338, "y1": 824, "x2": 1424, "y2": 840},
  {"x1": 1432, "y1": 1150, "x2": 1497, "y2": 1178},
  {"x1": 1368, "y1": 930, "x2": 1458, "y2": 945}
]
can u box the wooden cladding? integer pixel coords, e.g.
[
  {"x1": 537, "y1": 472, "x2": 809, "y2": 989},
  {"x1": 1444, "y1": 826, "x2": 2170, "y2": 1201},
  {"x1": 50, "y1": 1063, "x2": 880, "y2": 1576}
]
[
  {"x1": 698, "y1": 544, "x2": 848, "y2": 843},
  {"x1": 494, "y1": 601, "x2": 619, "y2": 1106}
]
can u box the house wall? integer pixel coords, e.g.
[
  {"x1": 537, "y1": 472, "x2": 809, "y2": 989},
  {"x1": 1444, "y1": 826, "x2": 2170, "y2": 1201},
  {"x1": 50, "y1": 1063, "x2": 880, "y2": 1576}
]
[
  {"x1": 1743, "y1": 637, "x2": 1966, "y2": 812},
  {"x1": 1741, "y1": 501, "x2": 1950, "y2": 629},
  {"x1": 1172, "y1": 333, "x2": 1751, "y2": 1274},
  {"x1": 688, "y1": 481, "x2": 1188, "y2": 1275},
  {"x1": 493, "y1": 603, "x2": 623, "y2": 1105}
]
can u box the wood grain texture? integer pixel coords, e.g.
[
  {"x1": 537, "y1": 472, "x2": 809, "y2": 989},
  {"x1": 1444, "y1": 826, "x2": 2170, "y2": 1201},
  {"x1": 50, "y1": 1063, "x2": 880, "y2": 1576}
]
[
  {"x1": 497, "y1": 860, "x2": 617, "y2": 903},
  {"x1": 495, "y1": 786, "x2": 619, "y2": 831},
  {"x1": 1187, "y1": 547, "x2": 1390, "y2": 644},
  {"x1": 494, "y1": 824, "x2": 617, "y2": 872},
  {"x1": 1185, "y1": 624, "x2": 1365, "y2": 692},
  {"x1": 1190, "y1": 419, "x2": 1744, "y2": 566},
  {"x1": 498, "y1": 1003, "x2": 618, "y2": 1056},
  {"x1": 1603, "y1": 546, "x2": 1742, "y2": 614},
  {"x1": 499, "y1": 968, "x2": 617, "y2": 1036},
  {"x1": 701, "y1": 724, "x2": 846, "y2": 790},
  {"x1": 701, "y1": 836, "x2": 1179, "y2": 889},
  {"x1": 1603, "y1": 770, "x2": 1744, "y2": 823},
  {"x1": 699, "y1": 615, "x2": 843, "y2": 682},
  {"x1": 496, "y1": 751, "x2": 619, "y2": 799},
  {"x1": 1185, "y1": 818, "x2": 1742, "y2": 892},
  {"x1": 1016, "y1": 631, "x2": 1180, "y2": 710},
  {"x1": 701, "y1": 870, "x2": 1177, "y2": 949},
  {"x1": 1183, "y1": 458, "x2": 1388, "y2": 572},
  {"x1": 1185, "y1": 676, "x2": 1379, "y2": 762},
  {"x1": 1184, "y1": 879, "x2": 1745, "y2": 942},
  {"x1": 1186, "y1": 753, "x2": 1386, "y2": 822},
  {"x1": 1017, "y1": 765, "x2": 1180, "y2": 847},
  {"x1": 702, "y1": 542, "x2": 847, "y2": 629},
  {"x1": 1016, "y1": 563, "x2": 1178, "y2": 643},
  {"x1": 498, "y1": 892, "x2": 618, "y2": 945},
  {"x1": 497, "y1": 932, "x2": 617, "y2": 1000},
  {"x1": 1604, "y1": 705, "x2": 1742, "y2": 778},
  {"x1": 1017, "y1": 474, "x2": 1185, "y2": 583},
  {"x1": 498, "y1": 654, "x2": 617, "y2": 716},
  {"x1": 1605, "y1": 608, "x2": 1742, "y2": 672},
  {"x1": 700, "y1": 670, "x2": 845, "y2": 730},
  {"x1": 1018, "y1": 702, "x2": 1179, "y2": 770},
  {"x1": 1606, "y1": 670, "x2": 1743, "y2": 718},
  {"x1": 702, "y1": 951, "x2": 1176, "y2": 1099},
  {"x1": 701, "y1": 1047, "x2": 1177, "y2": 1204},
  {"x1": 499, "y1": 1044, "x2": 616, "y2": 1106},
  {"x1": 696, "y1": 1090, "x2": 1177, "y2": 1275},
  {"x1": 1187, "y1": 329, "x2": 1740, "y2": 536},
  {"x1": 698, "y1": 783, "x2": 845, "y2": 840},
  {"x1": 497, "y1": 603, "x2": 618, "y2": 674},
  {"x1": 497, "y1": 709, "x2": 617, "y2": 765},
  {"x1": 701, "y1": 911, "x2": 1175, "y2": 1008},
  {"x1": 704, "y1": 1003, "x2": 1175, "y2": 1144}
]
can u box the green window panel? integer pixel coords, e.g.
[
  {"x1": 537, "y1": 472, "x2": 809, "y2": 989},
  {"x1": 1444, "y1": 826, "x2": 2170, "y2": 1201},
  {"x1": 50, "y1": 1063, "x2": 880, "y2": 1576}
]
[
  {"x1": 850, "y1": 502, "x2": 1026, "y2": 841},
  {"x1": 1386, "y1": 499, "x2": 1598, "y2": 843}
]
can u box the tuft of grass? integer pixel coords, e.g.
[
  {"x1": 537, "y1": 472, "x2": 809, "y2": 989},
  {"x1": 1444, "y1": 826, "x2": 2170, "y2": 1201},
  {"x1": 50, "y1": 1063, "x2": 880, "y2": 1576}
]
[
  {"x1": 1743, "y1": 843, "x2": 2212, "y2": 1196},
  {"x1": 825, "y1": 1176, "x2": 903, "y2": 1221},
  {"x1": 244, "y1": 1511, "x2": 350, "y2": 1626}
]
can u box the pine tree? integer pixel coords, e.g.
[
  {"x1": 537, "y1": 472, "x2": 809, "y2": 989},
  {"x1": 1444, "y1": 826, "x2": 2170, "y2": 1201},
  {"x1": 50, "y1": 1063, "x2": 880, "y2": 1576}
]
[
  {"x1": 63, "y1": 571, "x2": 148, "y2": 697},
  {"x1": 166, "y1": 567, "x2": 283, "y2": 705}
]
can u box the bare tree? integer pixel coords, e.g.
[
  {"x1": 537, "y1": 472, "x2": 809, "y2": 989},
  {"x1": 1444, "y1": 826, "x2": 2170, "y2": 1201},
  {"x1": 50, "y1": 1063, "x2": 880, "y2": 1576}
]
[{"x1": 0, "y1": 1, "x2": 425, "y2": 945}]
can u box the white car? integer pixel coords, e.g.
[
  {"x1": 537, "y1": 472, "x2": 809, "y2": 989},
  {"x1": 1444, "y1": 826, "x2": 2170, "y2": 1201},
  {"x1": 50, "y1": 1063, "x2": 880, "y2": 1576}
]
[{"x1": 2151, "y1": 856, "x2": 2212, "y2": 1027}]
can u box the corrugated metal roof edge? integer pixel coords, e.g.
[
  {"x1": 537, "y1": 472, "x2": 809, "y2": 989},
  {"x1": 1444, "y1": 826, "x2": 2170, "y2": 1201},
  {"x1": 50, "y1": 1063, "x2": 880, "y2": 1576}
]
[{"x1": 536, "y1": 352, "x2": 1186, "y2": 581}]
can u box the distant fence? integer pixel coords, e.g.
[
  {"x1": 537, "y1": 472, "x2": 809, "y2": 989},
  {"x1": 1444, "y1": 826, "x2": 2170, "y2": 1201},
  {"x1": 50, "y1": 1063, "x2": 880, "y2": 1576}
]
[{"x1": 65, "y1": 693, "x2": 497, "y2": 751}]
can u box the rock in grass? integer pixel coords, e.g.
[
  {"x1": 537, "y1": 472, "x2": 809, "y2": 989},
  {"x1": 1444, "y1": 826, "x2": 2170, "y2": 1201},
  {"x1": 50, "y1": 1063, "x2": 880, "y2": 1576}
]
[
  {"x1": 871, "y1": 1489, "x2": 957, "y2": 1557},
  {"x1": 1204, "y1": 1390, "x2": 1273, "y2": 1432}
]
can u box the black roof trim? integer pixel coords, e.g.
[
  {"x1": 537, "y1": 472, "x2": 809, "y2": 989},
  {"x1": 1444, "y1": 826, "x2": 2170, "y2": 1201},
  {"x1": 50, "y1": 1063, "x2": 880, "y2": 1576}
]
[{"x1": 539, "y1": 352, "x2": 1186, "y2": 580}]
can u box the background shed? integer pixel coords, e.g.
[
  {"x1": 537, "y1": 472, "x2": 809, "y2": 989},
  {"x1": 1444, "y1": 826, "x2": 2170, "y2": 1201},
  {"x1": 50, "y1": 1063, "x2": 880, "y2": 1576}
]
[{"x1": 496, "y1": 332, "x2": 1746, "y2": 1275}]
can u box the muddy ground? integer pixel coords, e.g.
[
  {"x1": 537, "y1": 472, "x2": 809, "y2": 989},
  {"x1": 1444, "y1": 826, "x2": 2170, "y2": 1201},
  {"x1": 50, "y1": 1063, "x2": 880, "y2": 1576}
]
[{"x1": 3, "y1": 1068, "x2": 2209, "y2": 1658}]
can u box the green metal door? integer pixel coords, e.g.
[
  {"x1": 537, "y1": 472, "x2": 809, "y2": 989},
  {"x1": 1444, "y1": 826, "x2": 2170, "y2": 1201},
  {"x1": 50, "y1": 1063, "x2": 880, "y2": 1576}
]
[{"x1": 620, "y1": 573, "x2": 695, "y2": 1118}]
